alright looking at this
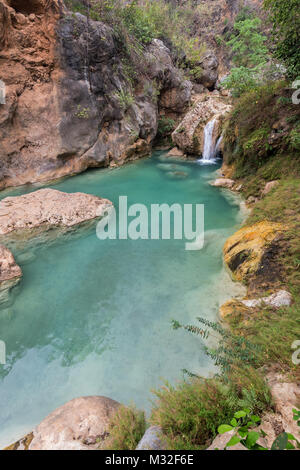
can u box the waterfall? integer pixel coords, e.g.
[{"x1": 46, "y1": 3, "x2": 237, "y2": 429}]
[
  {"x1": 215, "y1": 135, "x2": 223, "y2": 156},
  {"x1": 202, "y1": 118, "x2": 217, "y2": 162},
  {"x1": 198, "y1": 118, "x2": 223, "y2": 164}
]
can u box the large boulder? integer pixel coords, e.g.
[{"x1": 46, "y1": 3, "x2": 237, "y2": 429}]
[
  {"x1": 25, "y1": 396, "x2": 120, "y2": 450},
  {"x1": 223, "y1": 221, "x2": 286, "y2": 282},
  {"x1": 172, "y1": 94, "x2": 231, "y2": 155},
  {"x1": 0, "y1": 188, "x2": 112, "y2": 241},
  {"x1": 136, "y1": 426, "x2": 167, "y2": 451},
  {"x1": 0, "y1": 244, "x2": 22, "y2": 304},
  {"x1": 195, "y1": 52, "x2": 219, "y2": 89},
  {"x1": 145, "y1": 39, "x2": 192, "y2": 113}
]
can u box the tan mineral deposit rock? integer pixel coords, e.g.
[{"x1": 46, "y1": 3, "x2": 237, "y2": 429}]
[{"x1": 223, "y1": 221, "x2": 286, "y2": 282}]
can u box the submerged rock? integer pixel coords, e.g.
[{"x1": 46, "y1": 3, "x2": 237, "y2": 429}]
[
  {"x1": 0, "y1": 244, "x2": 22, "y2": 304},
  {"x1": 0, "y1": 188, "x2": 112, "y2": 241},
  {"x1": 166, "y1": 147, "x2": 186, "y2": 158},
  {"x1": 223, "y1": 221, "x2": 286, "y2": 282},
  {"x1": 166, "y1": 171, "x2": 188, "y2": 180},
  {"x1": 136, "y1": 426, "x2": 167, "y2": 451},
  {"x1": 27, "y1": 396, "x2": 119, "y2": 451}
]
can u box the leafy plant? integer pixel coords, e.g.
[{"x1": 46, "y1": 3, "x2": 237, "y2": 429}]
[
  {"x1": 218, "y1": 409, "x2": 264, "y2": 449},
  {"x1": 74, "y1": 104, "x2": 90, "y2": 119},
  {"x1": 115, "y1": 89, "x2": 134, "y2": 111},
  {"x1": 157, "y1": 117, "x2": 176, "y2": 139},
  {"x1": 172, "y1": 317, "x2": 261, "y2": 378},
  {"x1": 151, "y1": 379, "x2": 235, "y2": 450},
  {"x1": 223, "y1": 14, "x2": 269, "y2": 97},
  {"x1": 289, "y1": 125, "x2": 300, "y2": 150},
  {"x1": 218, "y1": 408, "x2": 300, "y2": 450},
  {"x1": 228, "y1": 17, "x2": 268, "y2": 68},
  {"x1": 223, "y1": 66, "x2": 259, "y2": 97}
]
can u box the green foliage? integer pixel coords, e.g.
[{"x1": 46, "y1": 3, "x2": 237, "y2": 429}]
[
  {"x1": 225, "y1": 178, "x2": 300, "y2": 375},
  {"x1": 218, "y1": 409, "x2": 264, "y2": 450},
  {"x1": 219, "y1": 408, "x2": 300, "y2": 450},
  {"x1": 151, "y1": 379, "x2": 234, "y2": 450},
  {"x1": 223, "y1": 14, "x2": 268, "y2": 97},
  {"x1": 154, "y1": 317, "x2": 273, "y2": 449},
  {"x1": 74, "y1": 104, "x2": 90, "y2": 119},
  {"x1": 174, "y1": 36, "x2": 207, "y2": 71},
  {"x1": 120, "y1": 1, "x2": 158, "y2": 44},
  {"x1": 264, "y1": 0, "x2": 300, "y2": 79},
  {"x1": 101, "y1": 405, "x2": 146, "y2": 450},
  {"x1": 172, "y1": 317, "x2": 261, "y2": 378},
  {"x1": 223, "y1": 81, "x2": 300, "y2": 176},
  {"x1": 157, "y1": 117, "x2": 176, "y2": 139},
  {"x1": 64, "y1": 0, "x2": 88, "y2": 15},
  {"x1": 115, "y1": 89, "x2": 134, "y2": 111},
  {"x1": 67, "y1": 1, "x2": 207, "y2": 76},
  {"x1": 228, "y1": 17, "x2": 268, "y2": 68},
  {"x1": 223, "y1": 66, "x2": 259, "y2": 97},
  {"x1": 151, "y1": 365, "x2": 272, "y2": 450},
  {"x1": 289, "y1": 124, "x2": 300, "y2": 150}
]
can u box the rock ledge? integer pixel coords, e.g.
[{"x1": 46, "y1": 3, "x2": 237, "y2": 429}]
[{"x1": 0, "y1": 188, "x2": 113, "y2": 239}]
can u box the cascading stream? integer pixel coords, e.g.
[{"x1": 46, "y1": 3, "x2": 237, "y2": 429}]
[
  {"x1": 200, "y1": 118, "x2": 224, "y2": 164},
  {"x1": 202, "y1": 118, "x2": 217, "y2": 162}
]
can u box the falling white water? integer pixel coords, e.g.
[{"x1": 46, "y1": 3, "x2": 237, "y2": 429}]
[
  {"x1": 198, "y1": 118, "x2": 223, "y2": 165},
  {"x1": 202, "y1": 118, "x2": 217, "y2": 161},
  {"x1": 215, "y1": 134, "x2": 223, "y2": 155}
]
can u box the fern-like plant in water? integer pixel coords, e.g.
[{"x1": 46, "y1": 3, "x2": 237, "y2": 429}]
[{"x1": 172, "y1": 317, "x2": 262, "y2": 379}]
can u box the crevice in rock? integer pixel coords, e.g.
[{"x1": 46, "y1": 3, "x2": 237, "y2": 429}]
[{"x1": 9, "y1": 0, "x2": 44, "y2": 15}]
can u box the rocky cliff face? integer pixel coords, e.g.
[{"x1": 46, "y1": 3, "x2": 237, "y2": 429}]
[{"x1": 0, "y1": 0, "x2": 192, "y2": 189}]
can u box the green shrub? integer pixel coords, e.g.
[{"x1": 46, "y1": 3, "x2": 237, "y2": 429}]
[
  {"x1": 223, "y1": 80, "x2": 300, "y2": 176},
  {"x1": 223, "y1": 13, "x2": 269, "y2": 97},
  {"x1": 151, "y1": 379, "x2": 234, "y2": 450},
  {"x1": 151, "y1": 365, "x2": 272, "y2": 450},
  {"x1": 101, "y1": 405, "x2": 146, "y2": 450},
  {"x1": 172, "y1": 317, "x2": 262, "y2": 379},
  {"x1": 289, "y1": 125, "x2": 300, "y2": 150},
  {"x1": 264, "y1": 0, "x2": 300, "y2": 79},
  {"x1": 157, "y1": 117, "x2": 176, "y2": 139},
  {"x1": 223, "y1": 66, "x2": 259, "y2": 97},
  {"x1": 115, "y1": 89, "x2": 134, "y2": 110},
  {"x1": 64, "y1": 0, "x2": 88, "y2": 15},
  {"x1": 218, "y1": 408, "x2": 300, "y2": 450},
  {"x1": 228, "y1": 17, "x2": 268, "y2": 68}
]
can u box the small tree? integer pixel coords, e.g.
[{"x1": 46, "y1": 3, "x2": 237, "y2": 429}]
[{"x1": 228, "y1": 17, "x2": 268, "y2": 68}]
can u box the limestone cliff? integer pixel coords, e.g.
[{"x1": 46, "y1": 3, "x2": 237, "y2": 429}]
[{"x1": 0, "y1": 0, "x2": 192, "y2": 189}]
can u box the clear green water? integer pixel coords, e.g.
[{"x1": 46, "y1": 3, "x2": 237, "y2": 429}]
[{"x1": 0, "y1": 152, "x2": 245, "y2": 447}]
